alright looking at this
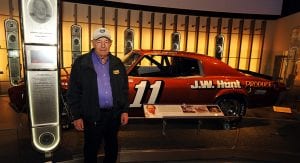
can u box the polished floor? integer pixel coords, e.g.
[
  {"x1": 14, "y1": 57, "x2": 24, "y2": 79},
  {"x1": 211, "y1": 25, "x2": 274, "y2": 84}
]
[{"x1": 1, "y1": 95, "x2": 300, "y2": 163}]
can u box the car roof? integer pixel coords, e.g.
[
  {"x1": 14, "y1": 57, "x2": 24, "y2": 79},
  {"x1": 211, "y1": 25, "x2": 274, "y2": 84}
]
[
  {"x1": 131, "y1": 50, "x2": 244, "y2": 76},
  {"x1": 133, "y1": 49, "x2": 207, "y2": 57}
]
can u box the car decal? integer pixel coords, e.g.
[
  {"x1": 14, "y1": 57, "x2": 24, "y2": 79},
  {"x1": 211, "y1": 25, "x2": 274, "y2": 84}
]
[
  {"x1": 130, "y1": 80, "x2": 164, "y2": 108},
  {"x1": 191, "y1": 80, "x2": 241, "y2": 89},
  {"x1": 245, "y1": 81, "x2": 272, "y2": 87}
]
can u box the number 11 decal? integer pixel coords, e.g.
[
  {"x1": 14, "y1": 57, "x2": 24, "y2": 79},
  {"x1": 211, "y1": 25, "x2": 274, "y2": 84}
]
[{"x1": 130, "y1": 80, "x2": 163, "y2": 107}]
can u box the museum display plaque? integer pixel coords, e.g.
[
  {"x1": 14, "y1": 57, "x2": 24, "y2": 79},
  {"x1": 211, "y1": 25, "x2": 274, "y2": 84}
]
[
  {"x1": 27, "y1": 71, "x2": 59, "y2": 125},
  {"x1": 23, "y1": 45, "x2": 59, "y2": 152},
  {"x1": 20, "y1": 0, "x2": 60, "y2": 153},
  {"x1": 144, "y1": 104, "x2": 225, "y2": 135},
  {"x1": 144, "y1": 104, "x2": 224, "y2": 118},
  {"x1": 21, "y1": 0, "x2": 57, "y2": 44},
  {"x1": 27, "y1": 70, "x2": 60, "y2": 152}
]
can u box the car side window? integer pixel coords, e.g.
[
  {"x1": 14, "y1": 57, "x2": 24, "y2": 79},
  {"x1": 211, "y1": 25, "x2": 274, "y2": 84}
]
[
  {"x1": 129, "y1": 55, "x2": 171, "y2": 77},
  {"x1": 129, "y1": 55, "x2": 202, "y2": 77},
  {"x1": 171, "y1": 57, "x2": 201, "y2": 76}
]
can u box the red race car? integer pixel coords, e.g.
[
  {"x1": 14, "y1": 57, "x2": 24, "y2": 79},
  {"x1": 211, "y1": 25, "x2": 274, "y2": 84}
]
[
  {"x1": 124, "y1": 50, "x2": 286, "y2": 120},
  {"x1": 8, "y1": 50, "x2": 286, "y2": 125}
]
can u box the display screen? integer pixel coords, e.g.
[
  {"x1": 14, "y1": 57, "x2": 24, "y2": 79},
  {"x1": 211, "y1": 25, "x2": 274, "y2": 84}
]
[
  {"x1": 26, "y1": 45, "x2": 57, "y2": 70},
  {"x1": 31, "y1": 50, "x2": 55, "y2": 63}
]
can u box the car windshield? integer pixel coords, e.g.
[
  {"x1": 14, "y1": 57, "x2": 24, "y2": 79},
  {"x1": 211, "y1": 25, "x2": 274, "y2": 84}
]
[{"x1": 122, "y1": 52, "x2": 141, "y2": 70}]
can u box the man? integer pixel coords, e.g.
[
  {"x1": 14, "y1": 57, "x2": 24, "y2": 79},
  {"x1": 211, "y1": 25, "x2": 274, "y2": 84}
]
[{"x1": 67, "y1": 27, "x2": 129, "y2": 163}]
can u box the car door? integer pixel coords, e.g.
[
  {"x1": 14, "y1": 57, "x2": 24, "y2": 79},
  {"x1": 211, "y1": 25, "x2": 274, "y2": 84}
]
[
  {"x1": 170, "y1": 56, "x2": 218, "y2": 104},
  {"x1": 128, "y1": 55, "x2": 206, "y2": 108}
]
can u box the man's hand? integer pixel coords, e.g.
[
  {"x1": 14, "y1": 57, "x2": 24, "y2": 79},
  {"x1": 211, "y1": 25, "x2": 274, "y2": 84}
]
[
  {"x1": 73, "y1": 118, "x2": 84, "y2": 131},
  {"x1": 120, "y1": 113, "x2": 128, "y2": 126}
]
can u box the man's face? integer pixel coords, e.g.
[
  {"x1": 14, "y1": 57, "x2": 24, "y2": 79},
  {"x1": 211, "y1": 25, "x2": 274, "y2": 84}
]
[{"x1": 93, "y1": 37, "x2": 112, "y2": 57}]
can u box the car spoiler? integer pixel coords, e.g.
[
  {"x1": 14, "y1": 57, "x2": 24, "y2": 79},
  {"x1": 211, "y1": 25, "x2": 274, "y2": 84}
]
[{"x1": 237, "y1": 69, "x2": 274, "y2": 81}]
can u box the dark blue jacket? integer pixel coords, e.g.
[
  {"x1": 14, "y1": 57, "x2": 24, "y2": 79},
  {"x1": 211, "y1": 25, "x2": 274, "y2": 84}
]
[{"x1": 67, "y1": 49, "x2": 129, "y2": 121}]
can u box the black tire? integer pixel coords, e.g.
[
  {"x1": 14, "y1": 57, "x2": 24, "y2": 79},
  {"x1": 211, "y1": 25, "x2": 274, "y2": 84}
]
[{"x1": 216, "y1": 96, "x2": 246, "y2": 124}]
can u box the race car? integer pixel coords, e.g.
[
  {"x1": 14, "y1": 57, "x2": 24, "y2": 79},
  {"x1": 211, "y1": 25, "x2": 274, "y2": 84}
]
[
  {"x1": 8, "y1": 50, "x2": 286, "y2": 125},
  {"x1": 124, "y1": 50, "x2": 286, "y2": 120}
]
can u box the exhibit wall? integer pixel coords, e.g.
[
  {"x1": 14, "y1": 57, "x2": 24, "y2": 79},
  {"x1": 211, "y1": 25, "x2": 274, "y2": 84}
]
[
  {"x1": 271, "y1": 12, "x2": 300, "y2": 86},
  {"x1": 60, "y1": 2, "x2": 268, "y2": 70},
  {"x1": 0, "y1": 0, "x2": 298, "y2": 94}
]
